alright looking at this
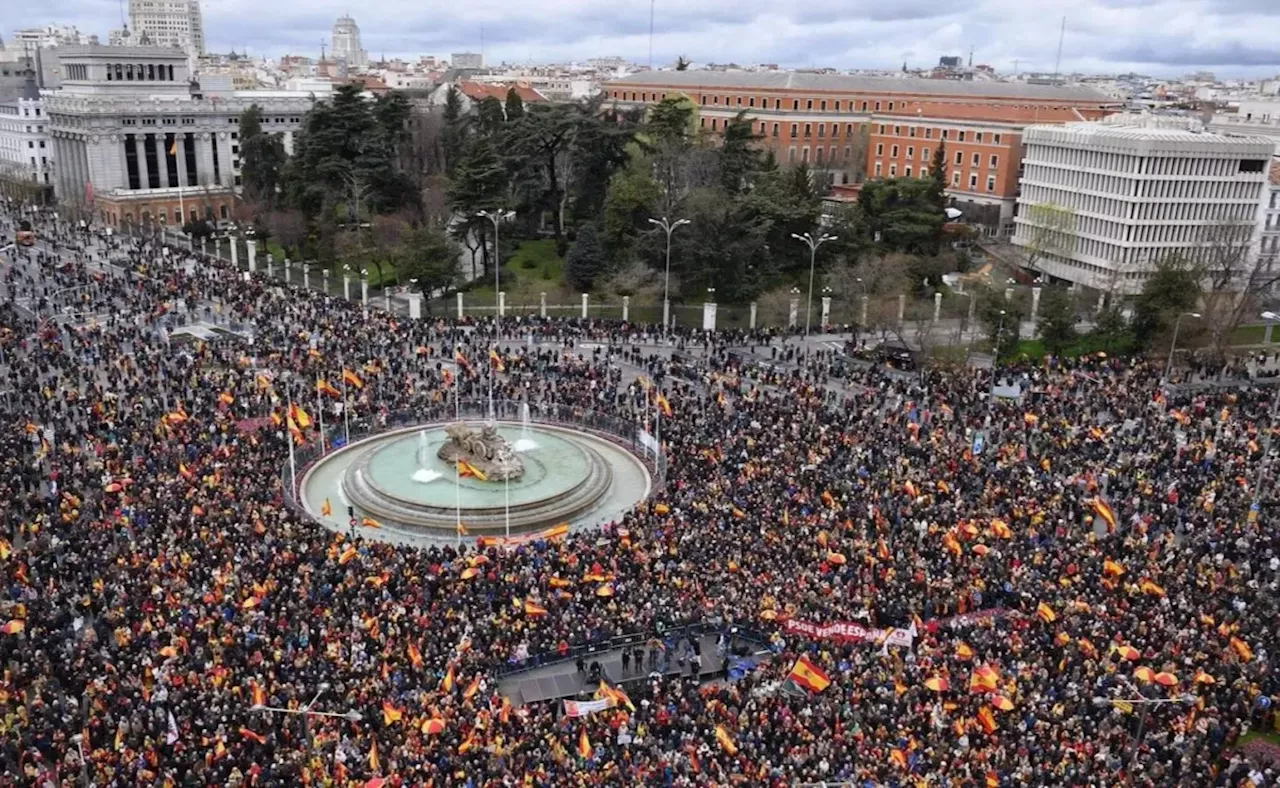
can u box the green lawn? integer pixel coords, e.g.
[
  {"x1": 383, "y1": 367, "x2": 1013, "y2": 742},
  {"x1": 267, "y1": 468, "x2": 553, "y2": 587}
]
[{"x1": 469, "y1": 240, "x2": 569, "y2": 304}]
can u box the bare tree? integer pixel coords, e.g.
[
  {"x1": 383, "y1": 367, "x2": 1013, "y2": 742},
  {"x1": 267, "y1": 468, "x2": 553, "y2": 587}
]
[
  {"x1": 1020, "y1": 202, "x2": 1078, "y2": 274},
  {"x1": 265, "y1": 208, "x2": 307, "y2": 258},
  {"x1": 420, "y1": 174, "x2": 451, "y2": 228},
  {"x1": 1193, "y1": 221, "x2": 1280, "y2": 358}
]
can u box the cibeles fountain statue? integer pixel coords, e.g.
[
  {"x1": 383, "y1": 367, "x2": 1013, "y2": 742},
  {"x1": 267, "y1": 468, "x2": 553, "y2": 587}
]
[{"x1": 437, "y1": 422, "x2": 525, "y2": 481}]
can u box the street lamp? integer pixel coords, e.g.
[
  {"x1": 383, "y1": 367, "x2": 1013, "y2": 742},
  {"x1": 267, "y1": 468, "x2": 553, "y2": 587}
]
[
  {"x1": 249, "y1": 682, "x2": 363, "y2": 756},
  {"x1": 989, "y1": 308, "x2": 1008, "y2": 409},
  {"x1": 791, "y1": 232, "x2": 837, "y2": 339},
  {"x1": 1092, "y1": 694, "x2": 1196, "y2": 774},
  {"x1": 477, "y1": 210, "x2": 515, "y2": 332},
  {"x1": 648, "y1": 216, "x2": 690, "y2": 343},
  {"x1": 1163, "y1": 311, "x2": 1201, "y2": 384},
  {"x1": 1253, "y1": 312, "x2": 1280, "y2": 516},
  {"x1": 70, "y1": 733, "x2": 89, "y2": 787}
]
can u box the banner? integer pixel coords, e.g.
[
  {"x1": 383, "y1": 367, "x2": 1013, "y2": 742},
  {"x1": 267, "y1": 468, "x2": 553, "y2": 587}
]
[
  {"x1": 563, "y1": 698, "x2": 614, "y2": 718},
  {"x1": 781, "y1": 618, "x2": 914, "y2": 648}
]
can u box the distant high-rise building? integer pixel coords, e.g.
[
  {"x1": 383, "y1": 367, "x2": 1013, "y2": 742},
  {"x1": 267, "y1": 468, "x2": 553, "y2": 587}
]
[
  {"x1": 128, "y1": 0, "x2": 204, "y2": 55},
  {"x1": 331, "y1": 16, "x2": 366, "y2": 69},
  {"x1": 451, "y1": 52, "x2": 483, "y2": 70}
]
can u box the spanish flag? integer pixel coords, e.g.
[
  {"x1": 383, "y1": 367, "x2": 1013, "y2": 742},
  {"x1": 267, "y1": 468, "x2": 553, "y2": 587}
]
[
  {"x1": 889, "y1": 749, "x2": 908, "y2": 769},
  {"x1": 178, "y1": 463, "x2": 194, "y2": 481},
  {"x1": 976, "y1": 705, "x2": 998, "y2": 734},
  {"x1": 250, "y1": 681, "x2": 266, "y2": 707},
  {"x1": 338, "y1": 544, "x2": 358, "y2": 565},
  {"x1": 288, "y1": 403, "x2": 312, "y2": 429},
  {"x1": 463, "y1": 675, "x2": 481, "y2": 700},
  {"x1": 360, "y1": 517, "x2": 381, "y2": 529},
  {"x1": 655, "y1": 392, "x2": 672, "y2": 417},
  {"x1": 441, "y1": 663, "x2": 455, "y2": 692},
  {"x1": 577, "y1": 728, "x2": 592, "y2": 759},
  {"x1": 458, "y1": 731, "x2": 477, "y2": 754},
  {"x1": 1139, "y1": 578, "x2": 1166, "y2": 598},
  {"x1": 714, "y1": 724, "x2": 738, "y2": 755},
  {"x1": 239, "y1": 727, "x2": 266, "y2": 745},
  {"x1": 1035, "y1": 601, "x2": 1057, "y2": 623},
  {"x1": 787, "y1": 655, "x2": 831, "y2": 693},
  {"x1": 524, "y1": 599, "x2": 548, "y2": 617},
  {"x1": 441, "y1": 368, "x2": 454, "y2": 387},
  {"x1": 1, "y1": 620, "x2": 25, "y2": 635},
  {"x1": 368, "y1": 737, "x2": 380, "y2": 772},
  {"x1": 342, "y1": 369, "x2": 364, "y2": 389},
  {"x1": 454, "y1": 349, "x2": 471, "y2": 370},
  {"x1": 321, "y1": 498, "x2": 332, "y2": 516},
  {"x1": 381, "y1": 701, "x2": 403, "y2": 726},
  {"x1": 316, "y1": 379, "x2": 341, "y2": 398},
  {"x1": 218, "y1": 391, "x2": 235, "y2": 406},
  {"x1": 1091, "y1": 497, "x2": 1117, "y2": 532},
  {"x1": 1229, "y1": 636, "x2": 1254, "y2": 662},
  {"x1": 1102, "y1": 559, "x2": 1125, "y2": 577},
  {"x1": 457, "y1": 460, "x2": 488, "y2": 482},
  {"x1": 407, "y1": 642, "x2": 422, "y2": 667},
  {"x1": 488, "y1": 348, "x2": 505, "y2": 372},
  {"x1": 969, "y1": 665, "x2": 999, "y2": 693}
]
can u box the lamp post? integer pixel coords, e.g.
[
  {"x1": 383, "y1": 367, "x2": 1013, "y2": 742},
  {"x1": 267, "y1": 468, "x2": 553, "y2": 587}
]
[
  {"x1": 989, "y1": 308, "x2": 1007, "y2": 411},
  {"x1": 648, "y1": 216, "x2": 690, "y2": 343},
  {"x1": 477, "y1": 210, "x2": 515, "y2": 333},
  {"x1": 250, "y1": 682, "x2": 362, "y2": 756},
  {"x1": 791, "y1": 231, "x2": 837, "y2": 340},
  {"x1": 70, "y1": 733, "x2": 90, "y2": 787},
  {"x1": 1092, "y1": 694, "x2": 1196, "y2": 775},
  {"x1": 1163, "y1": 311, "x2": 1201, "y2": 384},
  {"x1": 1253, "y1": 311, "x2": 1280, "y2": 517}
]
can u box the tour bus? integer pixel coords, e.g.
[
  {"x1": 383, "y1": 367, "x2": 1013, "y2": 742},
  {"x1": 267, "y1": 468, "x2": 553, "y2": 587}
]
[{"x1": 15, "y1": 220, "x2": 35, "y2": 247}]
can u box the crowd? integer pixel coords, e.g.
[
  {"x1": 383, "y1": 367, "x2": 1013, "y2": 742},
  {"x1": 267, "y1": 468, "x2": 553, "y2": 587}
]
[{"x1": 1, "y1": 208, "x2": 1277, "y2": 788}]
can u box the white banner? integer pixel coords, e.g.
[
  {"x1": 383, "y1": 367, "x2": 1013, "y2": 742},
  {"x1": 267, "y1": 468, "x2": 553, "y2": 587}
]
[{"x1": 564, "y1": 698, "x2": 615, "y2": 718}]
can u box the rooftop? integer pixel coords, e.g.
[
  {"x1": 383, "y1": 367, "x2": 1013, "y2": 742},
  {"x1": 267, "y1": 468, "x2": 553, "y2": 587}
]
[
  {"x1": 456, "y1": 80, "x2": 545, "y2": 103},
  {"x1": 606, "y1": 70, "x2": 1117, "y2": 103}
]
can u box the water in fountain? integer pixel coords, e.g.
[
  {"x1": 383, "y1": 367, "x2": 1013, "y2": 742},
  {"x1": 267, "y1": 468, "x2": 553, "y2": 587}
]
[
  {"x1": 513, "y1": 402, "x2": 537, "y2": 453},
  {"x1": 411, "y1": 430, "x2": 442, "y2": 483}
]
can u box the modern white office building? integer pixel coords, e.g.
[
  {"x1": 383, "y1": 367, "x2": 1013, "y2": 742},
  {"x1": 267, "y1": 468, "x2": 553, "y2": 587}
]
[
  {"x1": 127, "y1": 0, "x2": 205, "y2": 55},
  {"x1": 43, "y1": 45, "x2": 311, "y2": 228},
  {"x1": 1014, "y1": 115, "x2": 1277, "y2": 293},
  {"x1": 331, "y1": 16, "x2": 367, "y2": 70}
]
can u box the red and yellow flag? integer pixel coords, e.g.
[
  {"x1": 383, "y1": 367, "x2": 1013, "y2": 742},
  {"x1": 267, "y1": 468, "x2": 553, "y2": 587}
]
[
  {"x1": 368, "y1": 737, "x2": 380, "y2": 772},
  {"x1": 440, "y1": 664, "x2": 455, "y2": 692},
  {"x1": 488, "y1": 348, "x2": 505, "y2": 372},
  {"x1": 239, "y1": 727, "x2": 266, "y2": 745},
  {"x1": 714, "y1": 724, "x2": 738, "y2": 755},
  {"x1": 576, "y1": 728, "x2": 592, "y2": 759},
  {"x1": 381, "y1": 701, "x2": 403, "y2": 726},
  {"x1": 316, "y1": 379, "x2": 341, "y2": 398},
  {"x1": 655, "y1": 392, "x2": 672, "y2": 417},
  {"x1": 342, "y1": 369, "x2": 364, "y2": 389},
  {"x1": 288, "y1": 403, "x2": 312, "y2": 429},
  {"x1": 787, "y1": 655, "x2": 831, "y2": 693},
  {"x1": 407, "y1": 642, "x2": 422, "y2": 668},
  {"x1": 1091, "y1": 497, "x2": 1118, "y2": 532},
  {"x1": 1035, "y1": 601, "x2": 1056, "y2": 623}
]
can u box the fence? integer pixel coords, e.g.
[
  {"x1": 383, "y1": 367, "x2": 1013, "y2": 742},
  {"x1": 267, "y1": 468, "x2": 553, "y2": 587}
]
[{"x1": 279, "y1": 398, "x2": 667, "y2": 514}]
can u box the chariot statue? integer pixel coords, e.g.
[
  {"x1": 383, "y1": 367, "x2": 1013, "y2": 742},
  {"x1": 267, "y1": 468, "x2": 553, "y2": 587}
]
[{"x1": 438, "y1": 422, "x2": 525, "y2": 481}]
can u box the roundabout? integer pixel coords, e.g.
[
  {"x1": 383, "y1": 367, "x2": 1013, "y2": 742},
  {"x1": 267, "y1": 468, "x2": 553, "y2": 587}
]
[{"x1": 296, "y1": 401, "x2": 656, "y2": 543}]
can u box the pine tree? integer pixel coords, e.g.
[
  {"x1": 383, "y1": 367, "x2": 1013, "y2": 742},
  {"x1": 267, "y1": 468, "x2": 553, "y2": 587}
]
[
  {"x1": 504, "y1": 87, "x2": 525, "y2": 121},
  {"x1": 566, "y1": 222, "x2": 607, "y2": 292}
]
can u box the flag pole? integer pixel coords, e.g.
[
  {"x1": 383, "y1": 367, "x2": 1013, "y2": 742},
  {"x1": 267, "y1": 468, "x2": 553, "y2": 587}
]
[
  {"x1": 504, "y1": 472, "x2": 510, "y2": 539},
  {"x1": 315, "y1": 373, "x2": 326, "y2": 456},
  {"x1": 341, "y1": 357, "x2": 351, "y2": 446},
  {"x1": 287, "y1": 402, "x2": 297, "y2": 493},
  {"x1": 455, "y1": 359, "x2": 462, "y2": 548},
  {"x1": 487, "y1": 343, "x2": 494, "y2": 421}
]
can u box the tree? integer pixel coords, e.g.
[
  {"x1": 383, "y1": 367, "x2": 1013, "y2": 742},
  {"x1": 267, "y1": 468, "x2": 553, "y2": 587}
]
[
  {"x1": 264, "y1": 208, "x2": 307, "y2": 258},
  {"x1": 1192, "y1": 221, "x2": 1280, "y2": 359},
  {"x1": 601, "y1": 160, "x2": 661, "y2": 261},
  {"x1": 978, "y1": 289, "x2": 1024, "y2": 360},
  {"x1": 504, "y1": 87, "x2": 525, "y2": 122},
  {"x1": 397, "y1": 225, "x2": 460, "y2": 307},
  {"x1": 1132, "y1": 255, "x2": 1201, "y2": 351},
  {"x1": 238, "y1": 105, "x2": 287, "y2": 206},
  {"x1": 565, "y1": 222, "x2": 607, "y2": 291},
  {"x1": 441, "y1": 85, "x2": 466, "y2": 175},
  {"x1": 1020, "y1": 202, "x2": 1078, "y2": 274},
  {"x1": 1036, "y1": 286, "x2": 1077, "y2": 355},
  {"x1": 476, "y1": 96, "x2": 505, "y2": 136},
  {"x1": 675, "y1": 56, "x2": 691, "y2": 71},
  {"x1": 928, "y1": 140, "x2": 947, "y2": 211},
  {"x1": 448, "y1": 137, "x2": 508, "y2": 279},
  {"x1": 507, "y1": 103, "x2": 583, "y2": 254},
  {"x1": 859, "y1": 177, "x2": 946, "y2": 255},
  {"x1": 718, "y1": 112, "x2": 763, "y2": 195}
]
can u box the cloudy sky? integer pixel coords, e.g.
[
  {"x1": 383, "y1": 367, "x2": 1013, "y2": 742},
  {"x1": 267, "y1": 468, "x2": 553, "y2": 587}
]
[{"x1": 27, "y1": 0, "x2": 1280, "y2": 77}]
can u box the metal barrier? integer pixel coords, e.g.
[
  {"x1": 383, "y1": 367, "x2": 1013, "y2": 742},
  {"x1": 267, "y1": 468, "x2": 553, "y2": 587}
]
[{"x1": 280, "y1": 398, "x2": 667, "y2": 515}]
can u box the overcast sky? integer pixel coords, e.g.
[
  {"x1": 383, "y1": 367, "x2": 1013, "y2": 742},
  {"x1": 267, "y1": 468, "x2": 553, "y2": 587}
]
[{"x1": 23, "y1": 0, "x2": 1280, "y2": 77}]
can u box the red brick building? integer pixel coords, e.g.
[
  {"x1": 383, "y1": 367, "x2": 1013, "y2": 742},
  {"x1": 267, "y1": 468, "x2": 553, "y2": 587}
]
[{"x1": 603, "y1": 72, "x2": 1121, "y2": 234}]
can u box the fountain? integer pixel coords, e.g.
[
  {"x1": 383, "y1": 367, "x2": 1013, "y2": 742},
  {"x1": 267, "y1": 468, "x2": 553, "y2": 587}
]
[
  {"x1": 513, "y1": 402, "x2": 537, "y2": 453},
  {"x1": 301, "y1": 415, "x2": 652, "y2": 539}
]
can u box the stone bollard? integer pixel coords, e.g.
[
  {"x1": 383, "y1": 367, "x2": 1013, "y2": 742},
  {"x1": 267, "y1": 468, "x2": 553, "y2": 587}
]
[
  {"x1": 749, "y1": 301, "x2": 758, "y2": 330},
  {"x1": 933, "y1": 292, "x2": 942, "y2": 322},
  {"x1": 897, "y1": 294, "x2": 906, "y2": 323},
  {"x1": 821, "y1": 295, "x2": 832, "y2": 329},
  {"x1": 860, "y1": 295, "x2": 869, "y2": 327},
  {"x1": 1030, "y1": 286, "x2": 1042, "y2": 327},
  {"x1": 539, "y1": 292, "x2": 547, "y2": 318},
  {"x1": 246, "y1": 239, "x2": 257, "y2": 273},
  {"x1": 581, "y1": 293, "x2": 589, "y2": 319},
  {"x1": 622, "y1": 295, "x2": 630, "y2": 322},
  {"x1": 230, "y1": 237, "x2": 239, "y2": 268},
  {"x1": 457, "y1": 292, "x2": 464, "y2": 319},
  {"x1": 343, "y1": 275, "x2": 351, "y2": 301},
  {"x1": 498, "y1": 291, "x2": 506, "y2": 318},
  {"x1": 407, "y1": 292, "x2": 422, "y2": 319}
]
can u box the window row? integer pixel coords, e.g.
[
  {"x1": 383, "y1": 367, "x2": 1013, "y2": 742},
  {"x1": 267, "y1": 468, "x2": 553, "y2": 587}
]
[
  {"x1": 877, "y1": 124, "x2": 1002, "y2": 146},
  {"x1": 104, "y1": 62, "x2": 177, "y2": 82}
]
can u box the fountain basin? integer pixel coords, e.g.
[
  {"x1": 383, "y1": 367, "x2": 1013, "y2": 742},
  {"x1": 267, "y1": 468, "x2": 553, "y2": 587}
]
[{"x1": 299, "y1": 419, "x2": 652, "y2": 543}]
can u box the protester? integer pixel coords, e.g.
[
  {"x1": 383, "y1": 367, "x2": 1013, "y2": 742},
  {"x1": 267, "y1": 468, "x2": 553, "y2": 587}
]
[{"x1": 0, "y1": 205, "x2": 1276, "y2": 787}]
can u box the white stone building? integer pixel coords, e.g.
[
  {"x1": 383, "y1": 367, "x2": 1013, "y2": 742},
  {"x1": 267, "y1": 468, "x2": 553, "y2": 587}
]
[
  {"x1": 451, "y1": 53, "x2": 483, "y2": 70},
  {"x1": 1014, "y1": 116, "x2": 1277, "y2": 294},
  {"x1": 127, "y1": 0, "x2": 205, "y2": 56},
  {"x1": 43, "y1": 45, "x2": 311, "y2": 228},
  {"x1": 330, "y1": 16, "x2": 366, "y2": 70},
  {"x1": 1259, "y1": 162, "x2": 1280, "y2": 275},
  {"x1": 0, "y1": 68, "x2": 54, "y2": 201}
]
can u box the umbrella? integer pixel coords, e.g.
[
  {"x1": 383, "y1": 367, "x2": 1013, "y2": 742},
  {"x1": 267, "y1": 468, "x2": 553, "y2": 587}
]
[
  {"x1": 1153, "y1": 672, "x2": 1179, "y2": 687},
  {"x1": 924, "y1": 677, "x2": 950, "y2": 692},
  {"x1": 991, "y1": 695, "x2": 1015, "y2": 711},
  {"x1": 1193, "y1": 671, "x2": 1216, "y2": 685},
  {"x1": 1116, "y1": 645, "x2": 1141, "y2": 661},
  {"x1": 827, "y1": 552, "x2": 847, "y2": 565},
  {"x1": 1133, "y1": 666, "x2": 1155, "y2": 683},
  {"x1": 421, "y1": 718, "x2": 446, "y2": 735},
  {"x1": 460, "y1": 567, "x2": 479, "y2": 580},
  {"x1": 595, "y1": 584, "x2": 615, "y2": 598},
  {"x1": 972, "y1": 544, "x2": 990, "y2": 556}
]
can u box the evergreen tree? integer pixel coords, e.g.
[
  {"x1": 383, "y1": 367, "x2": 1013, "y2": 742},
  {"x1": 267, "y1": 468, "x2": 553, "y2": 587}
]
[
  {"x1": 1132, "y1": 255, "x2": 1201, "y2": 350},
  {"x1": 504, "y1": 87, "x2": 525, "y2": 121},
  {"x1": 929, "y1": 140, "x2": 948, "y2": 210},
  {"x1": 447, "y1": 137, "x2": 507, "y2": 277},
  {"x1": 476, "y1": 96, "x2": 505, "y2": 136},
  {"x1": 719, "y1": 112, "x2": 763, "y2": 194},
  {"x1": 239, "y1": 105, "x2": 287, "y2": 206},
  {"x1": 1036, "y1": 287, "x2": 1078, "y2": 355},
  {"x1": 397, "y1": 225, "x2": 460, "y2": 307},
  {"x1": 441, "y1": 85, "x2": 465, "y2": 174},
  {"x1": 565, "y1": 222, "x2": 608, "y2": 291}
]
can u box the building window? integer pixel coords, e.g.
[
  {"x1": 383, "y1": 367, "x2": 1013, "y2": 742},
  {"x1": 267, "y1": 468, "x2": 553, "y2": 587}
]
[
  {"x1": 904, "y1": 165, "x2": 912, "y2": 177},
  {"x1": 710, "y1": 119, "x2": 717, "y2": 131},
  {"x1": 772, "y1": 123, "x2": 779, "y2": 137},
  {"x1": 952, "y1": 171, "x2": 960, "y2": 186},
  {"x1": 990, "y1": 154, "x2": 998, "y2": 168},
  {"x1": 987, "y1": 175, "x2": 996, "y2": 192},
  {"x1": 975, "y1": 132, "x2": 983, "y2": 143},
  {"x1": 820, "y1": 100, "x2": 827, "y2": 111},
  {"x1": 925, "y1": 128, "x2": 932, "y2": 139},
  {"x1": 909, "y1": 126, "x2": 917, "y2": 137},
  {"x1": 749, "y1": 97, "x2": 755, "y2": 107},
  {"x1": 894, "y1": 125, "x2": 900, "y2": 135},
  {"x1": 889, "y1": 164, "x2": 896, "y2": 176},
  {"x1": 891, "y1": 145, "x2": 898, "y2": 157},
  {"x1": 876, "y1": 143, "x2": 884, "y2": 156},
  {"x1": 907, "y1": 146, "x2": 914, "y2": 158},
  {"x1": 875, "y1": 101, "x2": 881, "y2": 110},
  {"x1": 958, "y1": 130, "x2": 966, "y2": 141},
  {"x1": 126, "y1": 64, "x2": 134, "y2": 80},
  {"x1": 803, "y1": 123, "x2": 811, "y2": 136},
  {"x1": 801, "y1": 147, "x2": 809, "y2": 162},
  {"x1": 788, "y1": 147, "x2": 796, "y2": 163},
  {"x1": 969, "y1": 173, "x2": 978, "y2": 189},
  {"x1": 817, "y1": 124, "x2": 825, "y2": 138},
  {"x1": 954, "y1": 151, "x2": 962, "y2": 165},
  {"x1": 700, "y1": 95, "x2": 706, "y2": 105},
  {"x1": 833, "y1": 101, "x2": 840, "y2": 111},
  {"x1": 861, "y1": 101, "x2": 868, "y2": 111},
  {"x1": 888, "y1": 101, "x2": 894, "y2": 110},
  {"x1": 941, "y1": 129, "x2": 948, "y2": 140},
  {"x1": 921, "y1": 166, "x2": 928, "y2": 177},
  {"x1": 790, "y1": 124, "x2": 798, "y2": 138},
  {"x1": 972, "y1": 153, "x2": 980, "y2": 166},
  {"x1": 921, "y1": 147, "x2": 929, "y2": 161},
  {"x1": 875, "y1": 162, "x2": 882, "y2": 176},
  {"x1": 759, "y1": 121, "x2": 767, "y2": 135},
  {"x1": 806, "y1": 99, "x2": 813, "y2": 110},
  {"x1": 993, "y1": 133, "x2": 1001, "y2": 145}
]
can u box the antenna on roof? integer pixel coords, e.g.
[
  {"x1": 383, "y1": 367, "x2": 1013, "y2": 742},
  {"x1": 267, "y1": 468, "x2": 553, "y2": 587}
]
[
  {"x1": 1053, "y1": 16, "x2": 1066, "y2": 82},
  {"x1": 648, "y1": 0, "x2": 655, "y2": 69},
  {"x1": 968, "y1": 46, "x2": 973, "y2": 68}
]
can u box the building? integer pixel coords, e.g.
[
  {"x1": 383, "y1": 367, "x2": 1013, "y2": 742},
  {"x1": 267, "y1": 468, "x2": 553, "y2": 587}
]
[
  {"x1": 330, "y1": 16, "x2": 366, "y2": 70},
  {"x1": 0, "y1": 65, "x2": 54, "y2": 202},
  {"x1": 1210, "y1": 100, "x2": 1280, "y2": 147},
  {"x1": 127, "y1": 0, "x2": 205, "y2": 55},
  {"x1": 43, "y1": 45, "x2": 312, "y2": 228},
  {"x1": 1013, "y1": 116, "x2": 1277, "y2": 293},
  {"x1": 427, "y1": 80, "x2": 546, "y2": 115},
  {"x1": 11, "y1": 24, "x2": 94, "y2": 48},
  {"x1": 603, "y1": 71, "x2": 1121, "y2": 234},
  {"x1": 1258, "y1": 161, "x2": 1280, "y2": 274},
  {"x1": 451, "y1": 52, "x2": 483, "y2": 70}
]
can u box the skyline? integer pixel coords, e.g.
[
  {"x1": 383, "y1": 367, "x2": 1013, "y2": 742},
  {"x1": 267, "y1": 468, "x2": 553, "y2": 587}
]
[{"x1": 13, "y1": 0, "x2": 1280, "y2": 79}]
